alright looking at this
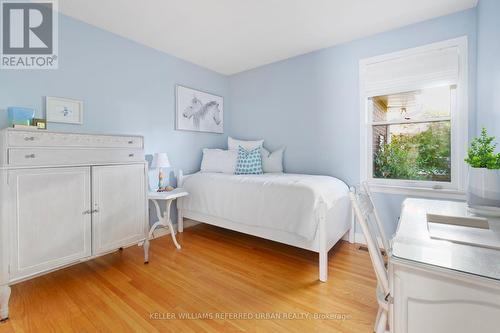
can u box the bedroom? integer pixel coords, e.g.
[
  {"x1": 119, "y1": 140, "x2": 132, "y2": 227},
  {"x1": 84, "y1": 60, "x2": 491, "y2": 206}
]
[{"x1": 0, "y1": 0, "x2": 499, "y2": 332}]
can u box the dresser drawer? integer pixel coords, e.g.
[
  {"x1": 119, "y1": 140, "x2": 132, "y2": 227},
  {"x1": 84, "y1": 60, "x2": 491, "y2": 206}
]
[
  {"x1": 8, "y1": 148, "x2": 145, "y2": 166},
  {"x1": 7, "y1": 131, "x2": 143, "y2": 149}
]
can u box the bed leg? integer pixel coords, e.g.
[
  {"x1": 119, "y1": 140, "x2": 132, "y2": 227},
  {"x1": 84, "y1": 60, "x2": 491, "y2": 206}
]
[
  {"x1": 319, "y1": 250, "x2": 328, "y2": 282},
  {"x1": 178, "y1": 209, "x2": 184, "y2": 233},
  {"x1": 319, "y1": 214, "x2": 328, "y2": 282}
]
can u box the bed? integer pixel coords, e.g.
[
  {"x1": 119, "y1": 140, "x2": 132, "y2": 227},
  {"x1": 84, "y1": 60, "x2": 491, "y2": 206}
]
[{"x1": 177, "y1": 172, "x2": 354, "y2": 282}]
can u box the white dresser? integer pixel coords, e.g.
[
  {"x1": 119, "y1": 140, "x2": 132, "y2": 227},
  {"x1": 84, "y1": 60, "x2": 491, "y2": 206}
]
[
  {"x1": 390, "y1": 199, "x2": 500, "y2": 333},
  {"x1": 0, "y1": 128, "x2": 148, "y2": 321}
]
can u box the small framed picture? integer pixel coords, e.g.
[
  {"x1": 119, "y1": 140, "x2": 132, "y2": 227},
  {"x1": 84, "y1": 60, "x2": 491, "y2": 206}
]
[
  {"x1": 31, "y1": 118, "x2": 47, "y2": 130},
  {"x1": 46, "y1": 97, "x2": 84, "y2": 125}
]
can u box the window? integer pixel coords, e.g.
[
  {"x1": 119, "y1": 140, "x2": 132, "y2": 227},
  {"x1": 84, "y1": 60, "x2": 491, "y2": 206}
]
[
  {"x1": 359, "y1": 37, "x2": 468, "y2": 196},
  {"x1": 371, "y1": 86, "x2": 454, "y2": 182}
]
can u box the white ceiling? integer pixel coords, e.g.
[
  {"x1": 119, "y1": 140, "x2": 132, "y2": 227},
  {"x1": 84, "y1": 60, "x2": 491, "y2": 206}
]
[{"x1": 59, "y1": 0, "x2": 477, "y2": 75}]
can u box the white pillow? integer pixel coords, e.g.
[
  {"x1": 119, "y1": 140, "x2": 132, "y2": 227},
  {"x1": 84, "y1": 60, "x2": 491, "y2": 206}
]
[
  {"x1": 261, "y1": 147, "x2": 284, "y2": 173},
  {"x1": 200, "y1": 148, "x2": 237, "y2": 174},
  {"x1": 228, "y1": 137, "x2": 264, "y2": 151}
]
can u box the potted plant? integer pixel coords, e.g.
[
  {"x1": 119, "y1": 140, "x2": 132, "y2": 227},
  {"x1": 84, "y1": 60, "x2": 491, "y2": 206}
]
[{"x1": 464, "y1": 128, "x2": 500, "y2": 214}]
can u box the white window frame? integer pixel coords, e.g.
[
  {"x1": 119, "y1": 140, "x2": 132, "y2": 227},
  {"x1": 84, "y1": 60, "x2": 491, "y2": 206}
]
[{"x1": 359, "y1": 37, "x2": 469, "y2": 199}]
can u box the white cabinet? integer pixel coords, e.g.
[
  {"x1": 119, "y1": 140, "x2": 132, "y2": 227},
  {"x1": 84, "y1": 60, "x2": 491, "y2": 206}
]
[
  {"x1": 92, "y1": 164, "x2": 146, "y2": 254},
  {"x1": 0, "y1": 129, "x2": 148, "y2": 321},
  {"x1": 391, "y1": 259, "x2": 500, "y2": 333},
  {"x1": 7, "y1": 167, "x2": 92, "y2": 280},
  {"x1": 391, "y1": 199, "x2": 500, "y2": 333}
]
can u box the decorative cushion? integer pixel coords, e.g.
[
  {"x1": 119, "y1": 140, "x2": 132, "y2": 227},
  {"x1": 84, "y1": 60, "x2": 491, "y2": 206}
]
[
  {"x1": 228, "y1": 137, "x2": 264, "y2": 151},
  {"x1": 261, "y1": 147, "x2": 285, "y2": 173},
  {"x1": 200, "y1": 148, "x2": 237, "y2": 174},
  {"x1": 235, "y1": 146, "x2": 263, "y2": 175}
]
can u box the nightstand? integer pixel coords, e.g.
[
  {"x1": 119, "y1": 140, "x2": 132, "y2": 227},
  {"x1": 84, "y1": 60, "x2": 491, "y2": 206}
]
[{"x1": 143, "y1": 188, "x2": 189, "y2": 263}]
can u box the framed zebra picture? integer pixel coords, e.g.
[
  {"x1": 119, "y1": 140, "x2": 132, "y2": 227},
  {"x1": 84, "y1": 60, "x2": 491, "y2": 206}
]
[{"x1": 176, "y1": 85, "x2": 223, "y2": 134}]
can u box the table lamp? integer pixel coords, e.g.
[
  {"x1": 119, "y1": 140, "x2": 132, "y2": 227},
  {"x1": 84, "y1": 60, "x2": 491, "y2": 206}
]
[{"x1": 151, "y1": 153, "x2": 171, "y2": 189}]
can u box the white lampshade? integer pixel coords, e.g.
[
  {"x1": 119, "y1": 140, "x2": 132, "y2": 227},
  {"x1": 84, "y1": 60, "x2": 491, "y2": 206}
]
[{"x1": 151, "y1": 153, "x2": 171, "y2": 168}]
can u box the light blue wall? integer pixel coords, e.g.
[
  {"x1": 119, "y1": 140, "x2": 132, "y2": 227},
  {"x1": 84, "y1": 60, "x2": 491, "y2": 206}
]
[
  {"x1": 0, "y1": 7, "x2": 489, "y2": 237},
  {"x1": 0, "y1": 14, "x2": 230, "y2": 176},
  {"x1": 228, "y1": 9, "x2": 478, "y2": 236},
  {"x1": 0, "y1": 14, "x2": 229, "y2": 225},
  {"x1": 477, "y1": 0, "x2": 500, "y2": 139}
]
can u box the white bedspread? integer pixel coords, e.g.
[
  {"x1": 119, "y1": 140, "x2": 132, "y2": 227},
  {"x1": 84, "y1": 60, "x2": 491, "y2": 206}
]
[{"x1": 179, "y1": 173, "x2": 349, "y2": 240}]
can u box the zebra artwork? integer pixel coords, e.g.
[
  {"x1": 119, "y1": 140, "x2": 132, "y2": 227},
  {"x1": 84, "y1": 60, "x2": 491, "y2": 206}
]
[{"x1": 176, "y1": 85, "x2": 224, "y2": 133}]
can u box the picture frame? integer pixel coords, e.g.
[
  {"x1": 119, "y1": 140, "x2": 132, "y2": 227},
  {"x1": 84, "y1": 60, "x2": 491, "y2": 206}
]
[
  {"x1": 46, "y1": 96, "x2": 84, "y2": 125},
  {"x1": 31, "y1": 118, "x2": 47, "y2": 130},
  {"x1": 176, "y1": 85, "x2": 223, "y2": 134}
]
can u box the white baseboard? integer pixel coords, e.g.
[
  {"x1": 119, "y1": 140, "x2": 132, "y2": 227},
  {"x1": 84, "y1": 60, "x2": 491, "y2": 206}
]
[
  {"x1": 154, "y1": 219, "x2": 359, "y2": 247},
  {"x1": 155, "y1": 219, "x2": 358, "y2": 245},
  {"x1": 354, "y1": 232, "x2": 384, "y2": 248},
  {"x1": 354, "y1": 232, "x2": 366, "y2": 245},
  {"x1": 150, "y1": 219, "x2": 200, "y2": 239},
  {"x1": 342, "y1": 232, "x2": 354, "y2": 242}
]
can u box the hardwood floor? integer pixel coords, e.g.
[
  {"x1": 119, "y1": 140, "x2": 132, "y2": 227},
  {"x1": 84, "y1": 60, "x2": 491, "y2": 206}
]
[{"x1": 0, "y1": 223, "x2": 378, "y2": 333}]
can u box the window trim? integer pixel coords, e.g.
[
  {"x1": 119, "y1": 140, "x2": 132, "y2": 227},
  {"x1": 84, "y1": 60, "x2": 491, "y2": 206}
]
[{"x1": 359, "y1": 37, "x2": 469, "y2": 198}]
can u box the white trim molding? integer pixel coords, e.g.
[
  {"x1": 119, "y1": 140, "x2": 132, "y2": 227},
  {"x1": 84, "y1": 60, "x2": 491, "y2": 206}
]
[
  {"x1": 359, "y1": 36, "x2": 469, "y2": 198},
  {"x1": 354, "y1": 232, "x2": 385, "y2": 248}
]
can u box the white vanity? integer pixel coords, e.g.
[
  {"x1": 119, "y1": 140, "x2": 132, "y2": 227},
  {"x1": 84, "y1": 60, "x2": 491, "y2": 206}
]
[
  {"x1": 0, "y1": 128, "x2": 149, "y2": 321},
  {"x1": 390, "y1": 199, "x2": 500, "y2": 333}
]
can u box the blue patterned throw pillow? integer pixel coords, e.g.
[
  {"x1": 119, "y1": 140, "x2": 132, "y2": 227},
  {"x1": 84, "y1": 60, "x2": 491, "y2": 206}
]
[{"x1": 235, "y1": 146, "x2": 263, "y2": 175}]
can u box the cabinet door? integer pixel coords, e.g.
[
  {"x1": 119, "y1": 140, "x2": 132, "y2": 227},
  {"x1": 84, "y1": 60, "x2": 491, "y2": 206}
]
[
  {"x1": 392, "y1": 263, "x2": 500, "y2": 333},
  {"x1": 8, "y1": 167, "x2": 92, "y2": 280},
  {"x1": 92, "y1": 164, "x2": 146, "y2": 254}
]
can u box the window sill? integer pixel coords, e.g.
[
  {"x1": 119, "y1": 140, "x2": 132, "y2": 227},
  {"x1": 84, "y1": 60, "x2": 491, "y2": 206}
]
[{"x1": 368, "y1": 183, "x2": 466, "y2": 200}]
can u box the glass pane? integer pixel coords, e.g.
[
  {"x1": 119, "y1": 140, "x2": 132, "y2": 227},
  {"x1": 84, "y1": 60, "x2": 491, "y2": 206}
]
[
  {"x1": 371, "y1": 86, "x2": 452, "y2": 123},
  {"x1": 372, "y1": 121, "x2": 451, "y2": 182}
]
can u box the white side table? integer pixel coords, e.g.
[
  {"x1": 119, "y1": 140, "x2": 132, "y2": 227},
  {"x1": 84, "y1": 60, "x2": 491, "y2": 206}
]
[{"x1": 143, "y1": 188, "x2": 189, "y2": 263}]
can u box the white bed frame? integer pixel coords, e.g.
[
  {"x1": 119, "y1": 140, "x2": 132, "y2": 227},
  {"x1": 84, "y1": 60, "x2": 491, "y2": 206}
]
[{"x1": 177, "y1": 173, "x2": 355, "y2": 282}]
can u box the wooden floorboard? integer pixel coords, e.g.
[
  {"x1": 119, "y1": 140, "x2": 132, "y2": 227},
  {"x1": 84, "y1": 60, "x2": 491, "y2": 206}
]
[{"x1": 0, "y1": 223, "x2": 378, "y2": 333}]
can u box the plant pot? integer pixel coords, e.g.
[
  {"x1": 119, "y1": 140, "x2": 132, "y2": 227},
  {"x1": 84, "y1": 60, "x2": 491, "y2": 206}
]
[{"x1": 467, "y1": 167, "x2": 500, "y2": 211}]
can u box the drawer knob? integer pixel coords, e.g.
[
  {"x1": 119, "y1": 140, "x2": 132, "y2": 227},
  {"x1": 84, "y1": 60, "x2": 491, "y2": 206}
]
[
  {"x1": 128, "y1": 140, "x2": 133, "y2": 144},
  {"x1": 24, "y1": 136, "x2": 35, "y2": 141},
  {"x1": 129, "y1": 153, "x2": 134, "y2": 157},
  {"x1": 25, "y1": 154, "x2": 36, "y2": 159}
]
